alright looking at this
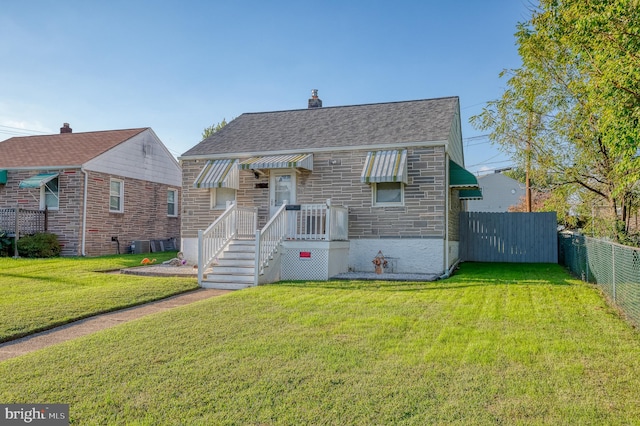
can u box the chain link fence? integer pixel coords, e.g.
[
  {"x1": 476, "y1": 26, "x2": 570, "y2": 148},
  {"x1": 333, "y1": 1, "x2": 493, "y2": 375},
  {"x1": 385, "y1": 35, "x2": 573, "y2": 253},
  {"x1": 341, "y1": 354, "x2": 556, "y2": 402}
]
[{"x1": 559, "y1": 231, "x2": 640, "y2": 328}]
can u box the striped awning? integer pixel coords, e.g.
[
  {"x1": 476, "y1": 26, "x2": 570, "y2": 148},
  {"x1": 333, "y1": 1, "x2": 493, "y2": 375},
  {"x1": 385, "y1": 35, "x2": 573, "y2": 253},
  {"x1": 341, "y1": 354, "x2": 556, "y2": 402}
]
[
  {"x1": 360, "y1": 150, "x2": 407, "y2": 184},
  {"x1": 239, "y1": 153, "x2": 313, "y2": 171},
  {"x1": 19, "y1": 172, "x2": 58, "y2": 189},
  {"x1": 193, "y1": 159, "x2": 239, "y2": 189},
  {"x1": 449, "y1": 160, "x2": 479, "y2": 189}
]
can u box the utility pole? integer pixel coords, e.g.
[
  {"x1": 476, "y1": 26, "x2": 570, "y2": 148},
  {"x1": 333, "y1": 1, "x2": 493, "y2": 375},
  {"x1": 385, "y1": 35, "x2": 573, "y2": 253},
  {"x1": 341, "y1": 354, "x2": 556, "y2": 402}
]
[{"x1": 525, "y1": 113, "x2": 533, "y2": 213}]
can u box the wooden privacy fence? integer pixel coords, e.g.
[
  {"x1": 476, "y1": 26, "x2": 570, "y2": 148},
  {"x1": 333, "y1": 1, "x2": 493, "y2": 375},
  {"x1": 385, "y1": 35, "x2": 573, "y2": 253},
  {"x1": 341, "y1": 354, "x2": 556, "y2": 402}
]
[{"x1": 459, "y1": 212, "x2": 557, "y2": 263}]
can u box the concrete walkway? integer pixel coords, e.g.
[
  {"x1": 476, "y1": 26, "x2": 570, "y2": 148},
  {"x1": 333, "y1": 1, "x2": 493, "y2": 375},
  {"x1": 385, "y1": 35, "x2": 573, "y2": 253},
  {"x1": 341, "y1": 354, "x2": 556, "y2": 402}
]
[{"x1": 0, "y1": 288, "x2": 230, "y2": 362}]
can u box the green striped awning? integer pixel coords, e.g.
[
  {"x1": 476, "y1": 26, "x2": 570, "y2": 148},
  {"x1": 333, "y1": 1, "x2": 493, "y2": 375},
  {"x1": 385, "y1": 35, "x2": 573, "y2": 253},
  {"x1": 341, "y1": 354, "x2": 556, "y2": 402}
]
[
  {"x1": 449, "y1": 160, "x2": 479, "y2": 189},
  {"x1": 193, "y1": 159, "x2": 239, "y2": 189},
  {"x1": 458, "y1": 188, "x2": 483, "y2": 200},
  {"x1": 19, "y1": 172, "x2": 58, "y2": 189},
  {"x1": 239, "y1": 154, "x2": 313, "y2": 171},
  {"x1": 361, "y1": 150, "x2": 407, "y2": 184}
]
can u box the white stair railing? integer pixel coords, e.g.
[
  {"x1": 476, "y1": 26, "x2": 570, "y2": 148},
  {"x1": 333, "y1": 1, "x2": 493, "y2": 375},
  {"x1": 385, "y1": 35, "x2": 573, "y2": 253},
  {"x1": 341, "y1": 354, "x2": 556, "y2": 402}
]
[
  {"x1": 198, "y1": 202, "x2": 257, "y2": 285},
  {"x1": 254, "y1": 203, "x2": 288, "y2": 284},
  {"x1": 326, "y1": 199, "x2": 349, "y2": 241}
]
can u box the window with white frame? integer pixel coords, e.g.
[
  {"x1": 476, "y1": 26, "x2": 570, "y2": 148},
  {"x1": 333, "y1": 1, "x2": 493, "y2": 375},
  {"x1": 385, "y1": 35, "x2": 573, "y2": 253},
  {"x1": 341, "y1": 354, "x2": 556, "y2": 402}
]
[
  {"x1": 41, "y1": 177, "x2": 59, "y2": 210},
  {"x1": 210, "y1": 187, "x2": 236, "y2": 210},
  {"x1": 373, "y1": 182, "x2": 404, "y2": 207},
  {"x1": 167, "y1": 189, "x2": 178, "y2": 217},
  {"x1": 109, "y1": 179, "x2": 124, "y2": 212}
]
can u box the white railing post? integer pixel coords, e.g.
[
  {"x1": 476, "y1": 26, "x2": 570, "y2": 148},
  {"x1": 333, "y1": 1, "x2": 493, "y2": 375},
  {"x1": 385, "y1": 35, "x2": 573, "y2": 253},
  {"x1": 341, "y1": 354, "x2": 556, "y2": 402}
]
[
  {"x1": 197, "y1": 229, "x2": 204, "y2": 285},
  {"x1": 325, "y1": 199, "x2": 332, "y2": 241},
  {"x1": 254, "y1": 229, "x2": 261, "y2": 286}
]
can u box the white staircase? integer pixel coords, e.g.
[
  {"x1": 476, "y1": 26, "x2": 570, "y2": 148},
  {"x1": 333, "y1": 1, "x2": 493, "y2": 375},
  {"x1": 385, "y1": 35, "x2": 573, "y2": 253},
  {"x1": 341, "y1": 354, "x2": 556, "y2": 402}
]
[{"x1": 200, "y1": 239, "x2": 256, "y2": 290}]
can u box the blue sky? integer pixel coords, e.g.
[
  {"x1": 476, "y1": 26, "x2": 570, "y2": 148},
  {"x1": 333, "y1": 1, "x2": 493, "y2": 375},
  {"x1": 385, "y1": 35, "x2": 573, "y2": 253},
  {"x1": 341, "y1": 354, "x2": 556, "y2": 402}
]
[{"x1": 0, "y1": 1, "x2": 530, "y2": 174}]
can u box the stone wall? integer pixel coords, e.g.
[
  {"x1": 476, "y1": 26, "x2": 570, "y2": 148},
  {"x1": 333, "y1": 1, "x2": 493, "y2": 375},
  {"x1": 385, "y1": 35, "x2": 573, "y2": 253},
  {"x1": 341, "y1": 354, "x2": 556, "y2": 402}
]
[{"x1": 181, "y1": 146, "x2": 448, "y2": 239}]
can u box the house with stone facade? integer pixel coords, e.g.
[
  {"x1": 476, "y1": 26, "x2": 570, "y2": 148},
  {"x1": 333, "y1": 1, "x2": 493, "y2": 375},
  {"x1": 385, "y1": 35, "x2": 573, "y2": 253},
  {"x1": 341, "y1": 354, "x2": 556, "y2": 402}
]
[
  {"x1": 0, "y1": 124, "x2": 181, "y2": 256},
  {"x1": 180, "y1": 92, "x2": 480, "y2": 289}
]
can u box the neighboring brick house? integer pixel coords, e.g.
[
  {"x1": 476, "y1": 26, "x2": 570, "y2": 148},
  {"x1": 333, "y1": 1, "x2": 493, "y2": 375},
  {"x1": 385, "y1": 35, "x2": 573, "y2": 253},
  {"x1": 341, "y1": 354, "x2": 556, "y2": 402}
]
[
  {"x1": 0, "y1": 124, "x2": 181, "y2": 256},
  {"x1": 180, "y1": 93, "x2": 480, "y2": 286}
]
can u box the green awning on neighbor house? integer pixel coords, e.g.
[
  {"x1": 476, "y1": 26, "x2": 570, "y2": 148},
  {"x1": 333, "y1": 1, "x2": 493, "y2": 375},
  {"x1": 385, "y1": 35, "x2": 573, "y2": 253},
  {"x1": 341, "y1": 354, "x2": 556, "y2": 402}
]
[
  {"x1": 0, "y1": 170, "x2": 6, "y2": 185},
  {"x1": 449, "y1": 160, "x2": 479, "y2": 189},
  {"x1": 458, "y1": 188, "x2": 483, "y2": 200},
  {"x1": 19, "y1": 172, "x2": 58, "y2": 189}
]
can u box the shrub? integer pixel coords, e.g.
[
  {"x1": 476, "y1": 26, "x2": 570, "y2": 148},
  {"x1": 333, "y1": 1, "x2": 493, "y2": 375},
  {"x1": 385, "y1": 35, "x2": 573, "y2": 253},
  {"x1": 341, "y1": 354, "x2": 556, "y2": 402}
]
[
  {"x1": 0, "y1": 231, "x2": 13, "y2": 257},
  {"x1": 17, "y1": 232, "x2": 61, "y2": 258}
]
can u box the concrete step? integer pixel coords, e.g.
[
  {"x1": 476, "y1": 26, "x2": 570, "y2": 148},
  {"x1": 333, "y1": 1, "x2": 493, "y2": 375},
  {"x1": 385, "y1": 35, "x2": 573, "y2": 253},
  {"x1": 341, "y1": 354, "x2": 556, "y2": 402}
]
[
  {"x1": 200, "y1": 281, "x2": 254, "y2": 290},
  {"x1": 205, "y1": 272, "x2": 254, "y2": 283}
]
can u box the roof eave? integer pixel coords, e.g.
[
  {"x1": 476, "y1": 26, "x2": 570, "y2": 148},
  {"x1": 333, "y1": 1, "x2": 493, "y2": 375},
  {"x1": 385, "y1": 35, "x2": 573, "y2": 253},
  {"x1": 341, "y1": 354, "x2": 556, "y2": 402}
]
[{"x1": 0, "y1": 165, "x2": 83, "y2": 171}]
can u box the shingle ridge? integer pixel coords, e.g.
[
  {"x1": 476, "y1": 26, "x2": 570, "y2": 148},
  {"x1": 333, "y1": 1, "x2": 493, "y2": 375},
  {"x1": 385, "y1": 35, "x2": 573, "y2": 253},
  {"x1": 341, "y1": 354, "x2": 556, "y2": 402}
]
[{"x1": 241, "y1": 96, "x2": 459, "y2": 116}]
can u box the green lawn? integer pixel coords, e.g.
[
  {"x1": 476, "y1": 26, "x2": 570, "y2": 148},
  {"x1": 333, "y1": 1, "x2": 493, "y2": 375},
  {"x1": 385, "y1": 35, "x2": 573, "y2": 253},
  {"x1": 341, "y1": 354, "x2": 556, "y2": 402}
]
[
  {"x1": 1, "y1": 263, "x2": 640, "y2": 425},
  {"x1": 0, "y1": 253, "x2": 198, "y2": 342}
]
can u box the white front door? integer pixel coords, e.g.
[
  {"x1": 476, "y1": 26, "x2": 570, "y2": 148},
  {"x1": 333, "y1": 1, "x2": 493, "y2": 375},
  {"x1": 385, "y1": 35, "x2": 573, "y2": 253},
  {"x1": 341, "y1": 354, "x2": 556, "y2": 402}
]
[{"x1": 270, "y1": 170, "x2": 296, "y2": 216}]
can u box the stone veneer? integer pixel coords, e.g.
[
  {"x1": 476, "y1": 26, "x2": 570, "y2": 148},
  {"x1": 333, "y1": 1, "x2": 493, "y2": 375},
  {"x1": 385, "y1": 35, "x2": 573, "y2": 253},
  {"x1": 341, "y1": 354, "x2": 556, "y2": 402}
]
[
  {"x1": 182, "y1": 146, "x2": 459, "y2": 239},
  {"x1": 181, "y1": 146, "x2": 463, "y2": 273}
]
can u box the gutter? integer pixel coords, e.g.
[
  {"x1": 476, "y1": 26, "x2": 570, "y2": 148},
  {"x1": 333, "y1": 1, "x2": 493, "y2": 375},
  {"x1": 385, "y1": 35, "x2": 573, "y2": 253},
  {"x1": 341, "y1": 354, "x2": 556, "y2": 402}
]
[{"x1": 81, "y1": 167, "x2": 88, "y2": 256}]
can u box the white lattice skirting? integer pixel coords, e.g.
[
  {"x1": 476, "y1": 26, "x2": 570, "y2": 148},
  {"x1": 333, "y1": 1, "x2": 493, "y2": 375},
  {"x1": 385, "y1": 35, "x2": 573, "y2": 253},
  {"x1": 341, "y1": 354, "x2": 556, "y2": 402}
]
[{"x1": 281, "y1": 241, "x2": 350, "y2": 281}]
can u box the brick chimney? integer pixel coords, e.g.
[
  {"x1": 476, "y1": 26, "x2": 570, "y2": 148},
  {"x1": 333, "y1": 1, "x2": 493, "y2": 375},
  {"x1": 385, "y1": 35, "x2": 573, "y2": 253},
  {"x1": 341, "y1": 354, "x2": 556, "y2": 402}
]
[
  {"x1": 60, "y1": 123, "x2": 72, "y2": 134},
  {"x1": 308, "y1": 89, "x2": 322, "y2": 109}
]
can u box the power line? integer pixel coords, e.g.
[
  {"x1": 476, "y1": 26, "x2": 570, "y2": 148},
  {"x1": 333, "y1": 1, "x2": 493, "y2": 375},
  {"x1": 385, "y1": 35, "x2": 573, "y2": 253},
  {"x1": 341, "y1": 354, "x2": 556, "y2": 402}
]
[
  {"x1": 0, "y1": 124, "x2": 50, "y2": 137},
  {"x1": 466, "y1": 158, "x2": 513, "y2": 168},
  {"x1": 463, "y1": 134, "x2": 489, "y2": 141}
]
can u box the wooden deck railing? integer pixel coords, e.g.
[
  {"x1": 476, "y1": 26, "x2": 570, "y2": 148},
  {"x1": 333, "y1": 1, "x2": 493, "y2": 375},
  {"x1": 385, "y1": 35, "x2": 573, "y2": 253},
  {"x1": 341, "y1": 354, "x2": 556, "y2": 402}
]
[{"x1": 0, "y1": 206, "x2": 47, "y2": 237}]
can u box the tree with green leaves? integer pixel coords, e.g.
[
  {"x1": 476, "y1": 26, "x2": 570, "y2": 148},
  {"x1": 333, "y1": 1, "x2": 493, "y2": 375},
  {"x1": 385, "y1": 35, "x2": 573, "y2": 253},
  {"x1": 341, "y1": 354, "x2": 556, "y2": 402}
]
[
  {"x1": 472, "y1": 0, "x2": 640, "y2": 241},
  {"x1": 201, "y1": 118, "x2": 228, "y2": 140}
]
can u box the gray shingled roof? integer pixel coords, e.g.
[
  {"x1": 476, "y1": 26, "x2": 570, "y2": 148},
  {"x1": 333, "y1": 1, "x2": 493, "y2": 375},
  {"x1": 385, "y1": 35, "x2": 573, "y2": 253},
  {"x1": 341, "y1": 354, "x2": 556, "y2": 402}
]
[{"x1": 181, "y1": 97, "x2": 459, "y2": 157}]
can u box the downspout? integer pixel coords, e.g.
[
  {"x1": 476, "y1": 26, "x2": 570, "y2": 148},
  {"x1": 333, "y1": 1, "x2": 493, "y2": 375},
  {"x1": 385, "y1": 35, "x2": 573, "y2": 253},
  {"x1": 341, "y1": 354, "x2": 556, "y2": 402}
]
[
  {"x1": 443, "y1": 153, "x2": 450, "y2": 277},
  {"x1": 81, "y1": 167, "x2": 88, "y2": 256}
]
